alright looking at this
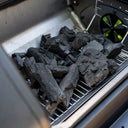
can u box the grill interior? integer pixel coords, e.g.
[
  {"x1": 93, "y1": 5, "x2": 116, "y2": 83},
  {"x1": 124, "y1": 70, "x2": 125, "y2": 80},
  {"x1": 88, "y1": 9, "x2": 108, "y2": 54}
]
[{"x1": 2, "y1": 4, "x2": 128, "y2": 126}]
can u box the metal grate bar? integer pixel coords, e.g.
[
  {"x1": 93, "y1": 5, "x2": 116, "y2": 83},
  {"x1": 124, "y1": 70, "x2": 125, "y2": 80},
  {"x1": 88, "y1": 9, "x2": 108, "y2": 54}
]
[
  {"x1": 122, "y1": 24, "x2": 128, "y2": 28},
  {"x1": 71, "y1": 98, "x2": 77, "y2": 102},
  {"x1": 96, "y1": 7, "x2": 102, "y2": 10},
  {"x1": 125, "y1": 10, "x2": 128, "y2": 13},
  {"x1": 79, "y1": 80, "x2": 88, "y2": 86},
  {"x1": 124, "y1": 18, "x2": 128, "y2": 21},
  {"x1": 98, "y1": 0, "x2": 103, "y2": 2},
  {"x1": 56, "y1": 108, "x2": 64, "y2": 113},
  {"x1": 49, "y1": 116, "x2": 54, "y2": 121},
  {"x1": 54, "y1": 113, "x2": 60, "y2": 117},
  {"x1": 73, "y1": 93, "x2": 81, "y2": 99},
  {"x1": 75, "y1": 88, "x2": 85, "y2": 95},
  {"x1": 40, "y1": 102, "x2": 45, "y2": 107},
  {"x1": 77, "y1": 84, "x2": 89, "y2": 92}
]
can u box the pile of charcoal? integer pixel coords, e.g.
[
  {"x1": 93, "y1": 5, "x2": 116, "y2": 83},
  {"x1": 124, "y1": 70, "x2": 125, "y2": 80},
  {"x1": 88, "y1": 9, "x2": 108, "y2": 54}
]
[{"x1": 12, "y1": 26, "x2": 122, "y2": 114}]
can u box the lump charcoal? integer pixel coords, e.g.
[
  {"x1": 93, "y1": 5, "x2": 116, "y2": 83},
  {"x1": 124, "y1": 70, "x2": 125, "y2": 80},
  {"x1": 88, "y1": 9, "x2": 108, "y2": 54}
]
[
  {"x1": 107, "y1": 59, "x2": 119, "y2": 75},
  {"x1": 77, "y1": 56, "x2": 89, "y2": 75},
  {"x1": 50, "y1": 58, "x2": 57, "y2": 66},
  {"x1": 94, "y1": 34, "x2": 106, "y2": 44},
  {"x1": 32, "y1": 89, "x2": 39, "y2": 97},
  {"x1": 57, "y1": 60, "x2": 65, "y2": 66},
  {"x1": 38, "y1": 88, "x2": 47, "y2": 101},
  {"x1": 47, "y1": 65, "x2": 69, "y2": 78},
  {"x1": 63, "y1": 52, "x2": 79, "y2": 66},
  {"x1": 80, "y1": 40, "x2": 103, "y2": 55},
  {"x1": 12, "y1": 53, "x2": 26, "y2": 69},
  {"x1": 46, "y1": 101, "x2": 60, "y2": 114},
  {"x1": 77, "y1": 49, "x2": 109, "y2": 87},
  {"x1": 43, "y1": 34, "x2": 71, "y2": 57},
  {"x1": 26, "y1": 47, "x2": 51, "y2": 64},
  {"x1": 102, "y1": 39, "x2": 123, "y2": 58},
  {"x1": 39, "y1": 47, "x2": 63, "y2": 62},
  {"x1": 67, "y1": 54, "x2": 77, "y2": 62},
  {"x1": 24, "y1": 57, "x2": 65, "y2": 103},
  {"x1": 59, "y1": 26, "x2": 76, "y2": 42},
  {"x1": 64, "y1": 56, "x2": 74, "y2": 66},
  {"x1": 12, "y1": 53, "x2": 26, "y2": 58},
  {"x1": 40, "y1": 34, "x2": 51, "y2": 47},
  {"x1": 84, "y1": 63, "x2": 109, "y2": 87},
  {"x1": 59, "y1": 64, "x2": 79, "y2": 107},
  {"x1": 30, "y1": 80, "x2": 40, "y2": 89},
  {"x1": 71, "y1": 32, "x2": 90, "y2": 50}
]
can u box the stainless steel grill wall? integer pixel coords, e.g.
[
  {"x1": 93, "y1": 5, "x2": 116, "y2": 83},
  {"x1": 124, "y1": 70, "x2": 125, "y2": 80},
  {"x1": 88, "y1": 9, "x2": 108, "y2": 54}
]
[{"x1": 0, "y1": 0, "x2": 66, "y2": 43}]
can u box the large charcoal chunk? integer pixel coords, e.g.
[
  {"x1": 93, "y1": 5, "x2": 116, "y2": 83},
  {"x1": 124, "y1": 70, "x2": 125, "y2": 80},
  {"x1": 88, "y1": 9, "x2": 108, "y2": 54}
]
[
  {"x1": 24, "y1": 57, "x2": 65, "y2": 103},
  {"x1": 12, "y1": 53, "x2": 26, "y2": 69},
  {"x1": 59, "y1": 64, "x2": 79, "y2": 107},
  {"x1": 80, "y1": 40, "x2": 103, "y2": 55},
  {"x1": 47, "y1": 65, "x2": 69, "y2": 78},
  {"x1": 40, "y1": 34, "x2": 51, "y2": 47},
  {"x1": 26, "y1": 47, "x2": 51, "y2": 64},
  {"x1": 107, "y1": 59, "x2": 119, "y2": 75},
  {"x1": 102, "y1": 39, "x2": 123, "y2": 58},
  {"x1": 77, "y1": 49, "x2": 109, "y2": 87},
  {"x1": 76, "y1": 56, "x2": 89, "y2": 75},
  {"x1": 46, "y1": 101, "x2": 60, "y2": 114},
  {"x1": 94, "y1": 34, "x2": 106, "y2": 44},
  {"x1": 59, "y1": 26, "x2": 76, "y2": 42},
  {"x1": 43, "y1": 35, "x2": 71, "y2": 57},
  {"x1": 71, "y1": 32, "x2": 90, "y2": 50},
  {"x1": 91, "y1": 34, "x2": 123, "y2": 59}
]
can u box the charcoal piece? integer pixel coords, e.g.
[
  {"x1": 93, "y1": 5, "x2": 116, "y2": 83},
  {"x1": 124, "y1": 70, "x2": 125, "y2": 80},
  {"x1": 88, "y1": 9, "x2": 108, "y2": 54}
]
[
  {"x1": 59, "y1": 64, "x2": 79, "y2": 107},
  {"x1": 32, "y1": 89, "x2": 39, "y2": 97},
  {"x1": 39, "y1": 47, "x2": 63, "y2": 62},
  {"x1": 107, "y1": 59, "x2": 119, "y2": 75},
  {"x1": 26, "y1": 47, "x2": 51, "y2": 64},
  {"x1": 80, "y1": 40, "x2": 103, "y2": 55},
  {"x1": 47, "y1": 65, "x2": 69, "y2": 78},
  {"x1": 12, "y1": 53, "x2": 26, "y2": 69},
  {"x1": 61, "y1": 52, "x2": 79, "y2": 66},
  {"x1": 71, "y1": 32, "x2": 90, "y2": 50},
  {"x1": 59, "y1": 26, "x2": 76, "y2": 42},
  {"x1": 57, "y1": 60, "x2": 65, "y2": 66},
  {"x1": 77, "y1": 56, "x2": 89, "y2": 75},
  {"x1": 30, "y1": 80, "x2": 40, "y2": 89},
  {"x1": 84, "y1": 62, "x2": 109, "y2": 87},
  {"x1": 77, "y1": 49, "x2": 109, "y2": 87},
  {"x1": 50, "y1": 58, "x2": 57, "y2": 66},
  {"x1": 24, "y1": 57, "x2": 65, "y2": 103},
  {"x1": 67, "y1": 54, "x2": 77, "y2": 63},
  {"x1": 43, "y1": 34, "x2": 71, "y2": 57},
  {"x1": 64, "y1": 56, "x2": 74, "y2": 66},
  {"x1": 38, "y1": 88, "x2": 48, "y2": 101},
  {"x1": 94, "y1": 34, "x2": 105, "y2": 44},
  {"x1": 12, "y1": 53, "x2": 26, "y2": 58},
  {"x1": 102, "y1": 39, "x2": 123, "y2": 58},
  {"x1": 40, "y1": 34, "x2": 51, "y2": 47},
  {"x1": 46, "y1": 101, "x2": 60, "y2": 114}
]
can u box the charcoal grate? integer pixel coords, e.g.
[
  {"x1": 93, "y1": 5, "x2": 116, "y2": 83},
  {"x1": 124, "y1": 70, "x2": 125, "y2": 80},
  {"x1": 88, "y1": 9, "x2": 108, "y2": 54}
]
[{"x1": 39, "y1": 49, "x2": 128, "y2": 126}]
